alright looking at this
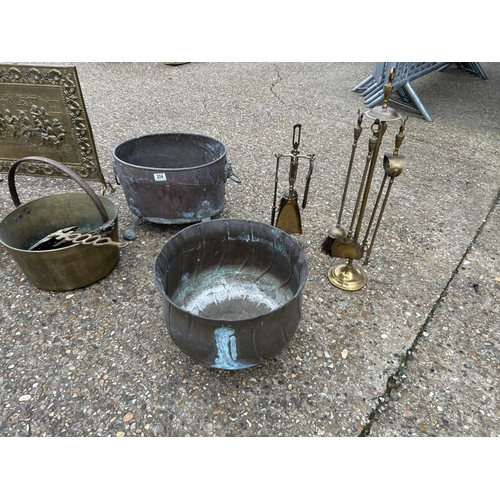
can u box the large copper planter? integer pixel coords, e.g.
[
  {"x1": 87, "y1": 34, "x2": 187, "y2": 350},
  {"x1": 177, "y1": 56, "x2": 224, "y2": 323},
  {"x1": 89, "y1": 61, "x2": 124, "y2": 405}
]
[
  {"x1": 155, "y1": 219, "x2": 308, "y2": 370},
  {"x1": 113, "y1": 133, "x2": 239, "y2": 240}
]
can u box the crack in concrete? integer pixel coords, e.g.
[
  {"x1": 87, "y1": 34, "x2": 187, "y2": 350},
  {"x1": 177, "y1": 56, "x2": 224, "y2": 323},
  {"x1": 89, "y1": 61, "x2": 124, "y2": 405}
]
[
  {"x1": 359, "y1": 186, "x2": 500, "y2": 436},
  {"x1": 270, "y1": 63, "x2": 285, "y2": 106},
  {"x1": 202, "y1": 98, "x2": 210, "y2": 115}
]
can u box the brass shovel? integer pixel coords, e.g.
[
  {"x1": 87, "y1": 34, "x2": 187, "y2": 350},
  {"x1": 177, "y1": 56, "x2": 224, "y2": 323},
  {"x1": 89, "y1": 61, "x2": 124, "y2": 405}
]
[{"x1": 275, "y1": 125, "x2": 303, "y2": 234}]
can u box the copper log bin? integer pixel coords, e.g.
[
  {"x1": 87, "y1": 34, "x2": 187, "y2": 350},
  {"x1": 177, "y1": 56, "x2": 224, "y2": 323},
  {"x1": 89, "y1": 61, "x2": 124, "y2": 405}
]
[
  {"x1": 155, "y1": 219, "x2": 308, "y2": 370},
  {"x1": 113, "y1": 133, "x2": 240, "y2": 240}
]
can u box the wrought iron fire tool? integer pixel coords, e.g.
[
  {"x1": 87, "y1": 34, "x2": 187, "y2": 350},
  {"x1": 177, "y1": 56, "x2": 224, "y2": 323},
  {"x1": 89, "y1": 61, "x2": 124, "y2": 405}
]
[
  {"x1": 321, "y1": 68, "x2": 408, "y2": 291},
  {"x1": 271, "y1": 124, "x2": 315, "y2": 235}
]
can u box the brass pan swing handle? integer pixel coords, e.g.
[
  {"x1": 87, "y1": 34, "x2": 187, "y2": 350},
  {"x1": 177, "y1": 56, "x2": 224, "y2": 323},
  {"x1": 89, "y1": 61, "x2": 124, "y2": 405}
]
[{"x1": 8, "y1": 156, "x2": 110, "y2": 224}]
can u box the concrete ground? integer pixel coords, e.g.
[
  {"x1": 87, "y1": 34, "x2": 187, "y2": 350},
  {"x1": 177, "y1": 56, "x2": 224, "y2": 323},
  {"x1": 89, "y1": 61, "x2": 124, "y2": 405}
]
[{"x1": 0, "y1": 63, "x2": 498, "y2": 444}]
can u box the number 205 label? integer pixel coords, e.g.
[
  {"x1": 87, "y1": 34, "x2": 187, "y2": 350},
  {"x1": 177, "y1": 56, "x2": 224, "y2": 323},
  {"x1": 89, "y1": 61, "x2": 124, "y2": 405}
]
[{"x1": 154, "y1": 173, "x2": 166, "y2": 181}]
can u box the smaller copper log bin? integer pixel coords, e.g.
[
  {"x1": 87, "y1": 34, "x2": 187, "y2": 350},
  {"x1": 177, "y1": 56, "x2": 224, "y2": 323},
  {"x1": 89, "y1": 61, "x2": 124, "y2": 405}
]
[{"x1": 322, "y1": 68, "x2": 408, "y2": 291}]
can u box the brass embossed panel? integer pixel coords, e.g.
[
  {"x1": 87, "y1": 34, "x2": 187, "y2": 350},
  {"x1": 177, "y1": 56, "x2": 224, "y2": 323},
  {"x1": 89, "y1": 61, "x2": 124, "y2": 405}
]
[{"x1": 0, "y1": 64, "x2": 104, "y2": 185}]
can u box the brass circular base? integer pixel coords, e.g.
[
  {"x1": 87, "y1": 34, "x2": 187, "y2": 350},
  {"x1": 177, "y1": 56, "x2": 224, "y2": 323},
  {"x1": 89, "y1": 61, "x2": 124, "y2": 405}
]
[{"x1": 328, "y1": 262, "x2": 367, "y2": 291}]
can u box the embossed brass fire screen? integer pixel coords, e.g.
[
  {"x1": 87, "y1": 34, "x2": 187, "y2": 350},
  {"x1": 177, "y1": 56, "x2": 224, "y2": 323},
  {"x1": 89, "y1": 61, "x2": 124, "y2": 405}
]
[{"x1": 0, "y1": 64, "x2": 105, "y2": 187}]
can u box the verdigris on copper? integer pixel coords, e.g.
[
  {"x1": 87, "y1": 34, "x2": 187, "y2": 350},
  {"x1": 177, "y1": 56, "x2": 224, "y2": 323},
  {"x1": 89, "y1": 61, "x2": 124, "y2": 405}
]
[
  {"x1": 213, "y1": 327, "x2": 256, "y2": 370},
  {"x1": 155, "y1": 219, "x2": 308, "y2": 369}
]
